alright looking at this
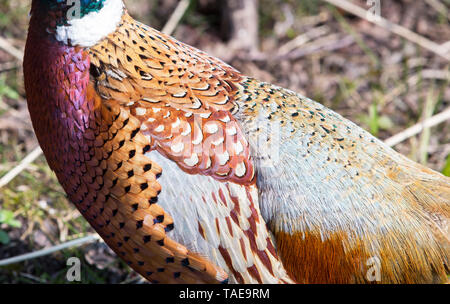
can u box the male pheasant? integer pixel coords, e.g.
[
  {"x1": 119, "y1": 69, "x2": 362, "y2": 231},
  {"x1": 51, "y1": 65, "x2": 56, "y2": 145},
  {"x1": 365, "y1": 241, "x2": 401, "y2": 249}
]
[{"x1": 23, "y1": 0, "x2": 449, "y2": 284}]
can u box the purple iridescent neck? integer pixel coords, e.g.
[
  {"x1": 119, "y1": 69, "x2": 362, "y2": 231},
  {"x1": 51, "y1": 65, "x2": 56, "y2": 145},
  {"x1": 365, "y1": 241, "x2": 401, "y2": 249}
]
[{"x1": 24, "y1": 15, "x2": 93, "y2": 172}]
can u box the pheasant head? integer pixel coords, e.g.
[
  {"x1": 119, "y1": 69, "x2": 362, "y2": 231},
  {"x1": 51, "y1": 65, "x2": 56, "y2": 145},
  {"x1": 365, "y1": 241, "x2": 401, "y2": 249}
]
[{"x1": 29, "y1": 0, "x2": 123, "y2": 45}]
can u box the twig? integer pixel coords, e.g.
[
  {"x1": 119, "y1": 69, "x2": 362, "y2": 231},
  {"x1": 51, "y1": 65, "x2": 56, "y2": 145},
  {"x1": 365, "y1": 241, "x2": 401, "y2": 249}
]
[
  {"x1": 323, "y1": 0, "x2": 450, "y2": 61},
  {"x1": 0, "y1": 235, "x2": 100, "y2": 266},
  {"x1": 383, "y1": 69, "x2": 450, "y2": 106},
  {"x1": 19, "y1": 272, "x2": 47, "y2": 283},
  {"x1": 442, "y1": 41, "x2": 450, "y2": 53},
  {"x1": 0, "y1": 61, "x2": 19, "y2": 72},
  {"x1": 120, "y1": 275, "x2": 145, "y2": 284},
  {"x1": 283, "y1": 34, "x2": 355, "y2": 60},
  {"x1": 384, "y1": 107, "x2": 450, "y2": 147},
  {"x1": 161, "y1": 0, "x2": 190, "y2": 35},
  {"x1": 0, "y1": 36, "x2": 24, "y2": 61},
  {"x1": 277, "y1": 25, "x2": 330, "y2": 56},
  {"x1": 424, "y1": 0, "x2": 450, "y2": 20},
  {"x1": 274, "y1": 4, "x2": 295, "y2": 37},
  {"x1": 421, "y1": 69, "x2": 450, "y2": 81},
  {"x1": 0, "y1": 146, "x2": 43, "y2": 189},
  {"x1": 418, "y1": 88, "x2": 439, "y2": 164}
]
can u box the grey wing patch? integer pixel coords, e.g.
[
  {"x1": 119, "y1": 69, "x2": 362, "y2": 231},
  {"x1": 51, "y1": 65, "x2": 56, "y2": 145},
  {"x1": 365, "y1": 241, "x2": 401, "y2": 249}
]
[{"x1": 145, "y1": 150, "x2": 293, "y2": 283}]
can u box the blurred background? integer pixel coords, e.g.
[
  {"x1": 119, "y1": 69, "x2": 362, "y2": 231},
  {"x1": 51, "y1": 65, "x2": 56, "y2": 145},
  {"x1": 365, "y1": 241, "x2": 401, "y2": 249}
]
[{"x1": 0, "y1": 0, "x2": 449, "y2": 283}]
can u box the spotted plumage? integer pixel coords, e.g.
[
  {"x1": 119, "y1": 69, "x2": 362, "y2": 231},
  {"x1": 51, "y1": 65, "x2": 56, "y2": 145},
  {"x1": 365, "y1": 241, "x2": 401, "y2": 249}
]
[{"x1": 24, "y1": 0, "x2": 449, "y2": 283}]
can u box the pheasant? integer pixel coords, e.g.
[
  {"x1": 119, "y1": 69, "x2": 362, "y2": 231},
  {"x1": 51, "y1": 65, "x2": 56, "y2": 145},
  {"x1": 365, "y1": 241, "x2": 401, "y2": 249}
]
[{"x1": 23, "y1": 0, "x2": 449, "y2": 284}]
